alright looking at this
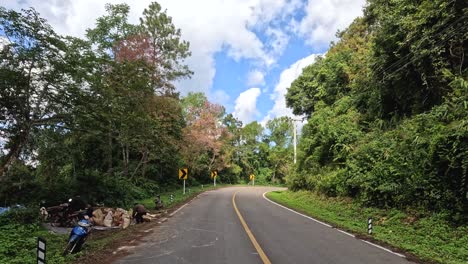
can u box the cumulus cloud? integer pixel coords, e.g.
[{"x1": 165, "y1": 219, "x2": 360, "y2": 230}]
[
  {"x1": 247, "y1": 70, "x2": 265, "y2": 86},
  {"x1": 3, "y1": 0, "x2": 301, "y2": 95},
  {"x1": 296, "y1": 0, "x2": 365, "y2": 45},
  {"x1": 262, "y1": 53, "x2": 320, "y2": 124},
  {"x1": 233, "y1": 88, "x2": 262, "y2": 125}
]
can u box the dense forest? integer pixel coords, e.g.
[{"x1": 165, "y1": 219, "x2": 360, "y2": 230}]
[
  {"x1": 0, "y1": 2, "x2": 293, "y2": 207},
  {"x1": 286, "y1": 0, "x2": 467, "y2": 222},
  {"x1": 1, "y1": 0, "x2": 467, "y2": 223}
]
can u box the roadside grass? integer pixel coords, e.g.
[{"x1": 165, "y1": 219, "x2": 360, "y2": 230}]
[
  {"x1": 0, "y1": 208, "x2": 73, "y2": 264},
  {"x1": 137, "y1": 183, "x2": 227, "y2": 211},
  {"x1": 266, "y1": 190, "x2": 468, "y2": 264}
]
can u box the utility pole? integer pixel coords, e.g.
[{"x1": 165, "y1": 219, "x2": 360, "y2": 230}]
[
  {"x1": 293, "y1": 120, "x2": 297, "y2": 164},
  {"x1": 290, "y1": 117, "x2": 303, "y2": 164}
]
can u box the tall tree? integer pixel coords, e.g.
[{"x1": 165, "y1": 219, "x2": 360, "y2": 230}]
[
  {"x1": 139, "y1": 2, "x2": 192, "y2": 93},
  {"x1": 0, "y1": 7, "x2": 82, "y2": 178},
  {"x1": 180, "y1": 93, "x2": 230, "y2": 180},
  {"x1": 266, "y1": 117, "x2": 293, "y2": 182}
]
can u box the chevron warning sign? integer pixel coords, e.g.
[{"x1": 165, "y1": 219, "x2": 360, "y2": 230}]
[{"x1": 179, "y1": 168, "x2": 188, "y2": 180}]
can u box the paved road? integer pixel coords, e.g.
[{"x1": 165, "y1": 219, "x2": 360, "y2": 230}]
[{"x1": 115, "y1": 187, "x2": 410, "y2": 264}]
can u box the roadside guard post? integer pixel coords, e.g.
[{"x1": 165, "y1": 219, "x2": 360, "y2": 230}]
[
  {"x1": 37, "y1": 237, "x2": 46, "y2": 264},
  {"x1": 368, "y1": 217, "x2": 373, "y2": 235},
  {"x1": 179, "y1": 168, "x2": 188, "y2": 194}
]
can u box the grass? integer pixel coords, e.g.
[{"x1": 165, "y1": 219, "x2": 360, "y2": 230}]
[
  {"x1": 137, "y1": 183, "x2": 228, "y2": 211},
  {"x1": 266, "y1": 190, "x2": 468, "y2": 264}
]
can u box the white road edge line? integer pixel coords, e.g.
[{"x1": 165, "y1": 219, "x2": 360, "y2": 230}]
[
  {"x1": 262, "y1": 192, "x2": 332, "y2": 227},
  {"x1": 362, "y1": 240, "x2": 406, "y2": 258},
  {"x1": 169, "y1": 203, "x2": 188, "y2": 217},
  {"x1": 168, "y1": 192, "x2": 207, "y2": 217},
  {"x1": 336, "y1": 228, "x2": 355, "y2": 238},
  {"x1": 262, "y1": 191, "x2": 406, "y2": 259}
]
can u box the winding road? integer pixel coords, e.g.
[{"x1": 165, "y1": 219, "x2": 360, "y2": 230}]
[{"x1": 114, "y1": 187, "x2": 410, "y2": 264}]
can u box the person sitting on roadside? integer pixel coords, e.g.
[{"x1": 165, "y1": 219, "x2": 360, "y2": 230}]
[
  {"x1": 154, "y1": 195, "x2": 164, "y2": 210},
  {"x1": 132, "y1": 203, "x2": 147, "y2": 224}
]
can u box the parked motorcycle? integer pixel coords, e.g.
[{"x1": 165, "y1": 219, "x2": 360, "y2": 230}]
[
  {"x1": 47, "y1": 197, "x2": 88, "y2": 227},
  {"x1": 63, "y1": 218, "x2": 92, "y2": 255}
]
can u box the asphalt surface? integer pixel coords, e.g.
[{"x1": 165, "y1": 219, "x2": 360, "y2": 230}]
[{"x1": 115, "y1": 187, "x2": 410, "y2": 264}]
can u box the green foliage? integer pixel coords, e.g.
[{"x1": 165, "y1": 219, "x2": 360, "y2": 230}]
[
  {"x1": 0, "y1": 209, "x2": 70, "y2": 264},
  {"x1": 286, "y1": 0, "x2": 467, "y2": 222},
  {"x1": 0, "y1": 2, "x2": 200, "y2": 208}
]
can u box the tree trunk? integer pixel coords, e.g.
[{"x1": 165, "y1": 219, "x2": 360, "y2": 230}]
[
  {"x1": 208, "y1": 152, "x2": 216, "y2": 172},
  {"x1": 141, "y1": 150, "x2": 149, "y2": 178},
  {"x1": 0, "y1": 129, "x2": 29, "y2": 179},
  {"x1": 122, "y1": 144, "x2": 129, "y2": 177},
  {"x1": 107, "y1": 129, "x2": 113, "y2": 174},
  {"x1": 131, "y1": 150, "x2": 148, "y2": 179}
]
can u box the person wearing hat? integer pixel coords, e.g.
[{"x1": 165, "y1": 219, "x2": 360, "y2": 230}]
[{"x1": 132, "y1": 203, "x2": 147, "y2": 224}]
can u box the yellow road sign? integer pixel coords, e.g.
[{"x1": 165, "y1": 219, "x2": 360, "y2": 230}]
[
  {"x1": 211, "y1": 171, "x2": 218, "y2": 179},
  {"x1": 179, "y1": 168, "x2": 188, "y2": 180},
  {"x1": 249, "y1": 174, "x2": 255, "y2": 181}
]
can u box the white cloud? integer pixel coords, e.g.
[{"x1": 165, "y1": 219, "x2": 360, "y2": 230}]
[
  {"x1": 233, "y1": 88, "x2": 261, "y2": 125},
  {"x1": 210, "y1": 89, "x2": 231, "y2": 107},
  {"x1": 0, "y1": 36, "x2": 10, "y2": 51},
  {"x1": 297, "y1": 0, "x2": 365, "y2": 45},
  {"x1": 263, "y1": 53, "x2": 320, "y2": 124},
  {"x1": 3, "y1": 0, "x2": 301, "y2": 95},
  {"x1": 265, "y1": 27, "x2": 289, "y2": 57},
  {"x1": 247, "y1": 70, "x2": 265, "y2": 86}
]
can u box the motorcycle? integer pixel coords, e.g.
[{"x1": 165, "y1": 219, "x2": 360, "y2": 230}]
[
  {"x1": 63, "y1": 218, "x2": 92, "y2": 255},
  {"x1": 47, "y1": 198, "x2": 86, "y2": 227}
]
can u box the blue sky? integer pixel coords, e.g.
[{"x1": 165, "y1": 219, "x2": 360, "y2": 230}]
[{"x1": 4, "y1": 0, "x2": 366, "y2": 125}]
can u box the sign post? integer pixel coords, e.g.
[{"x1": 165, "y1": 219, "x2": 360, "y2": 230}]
[
  {"x1": 211, "y1": 171, "x2": 218, "y2": 187},
  {"x1": 37, "y1": 237, "x2": 46, "y2": 264},
  {"x1": 250, "y1": 174, "x2": 255, "y2": 186},
  {"x1": 179, "y1": 168, "x2": 188, "y2": 194}
]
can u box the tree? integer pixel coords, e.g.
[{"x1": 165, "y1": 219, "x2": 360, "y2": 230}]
[
  {"x1": 266, "y1": 117, "x2": 294, "y2": 182},
  {"x1": 180, "y1": 93, "x2": 230, "y2": 180},
  {"x1": 0, "y1": 7, "x2": 83, "y2": 178},
  {"x1": 139, "y1": 2, "x2": 193, "y2": 93}
]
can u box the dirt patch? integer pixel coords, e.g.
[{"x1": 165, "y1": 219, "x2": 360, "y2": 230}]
[{"x1": 73, "y1": 193, "x2": 202, "y2": 264}]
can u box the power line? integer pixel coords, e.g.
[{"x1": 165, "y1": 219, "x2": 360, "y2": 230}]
[
  {"x1": 380, "y1": 21, "x2": 467, "y2": 82},
  {"x1": 371, "y1": 15, "x2": 467, "y2": 78}
]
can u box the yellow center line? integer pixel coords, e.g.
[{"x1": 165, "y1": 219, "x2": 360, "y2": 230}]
[{"x1": 232, "y1": 191, "x2": 272, "y2": 264}]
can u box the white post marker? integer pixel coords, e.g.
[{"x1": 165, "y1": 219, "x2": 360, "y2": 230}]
[
  {"x1": 368, "y1": 217, "x2": 373, "y2": 235},
  {"x1": 37, "y1": 237, "x2": 46, "y2": 264}
]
